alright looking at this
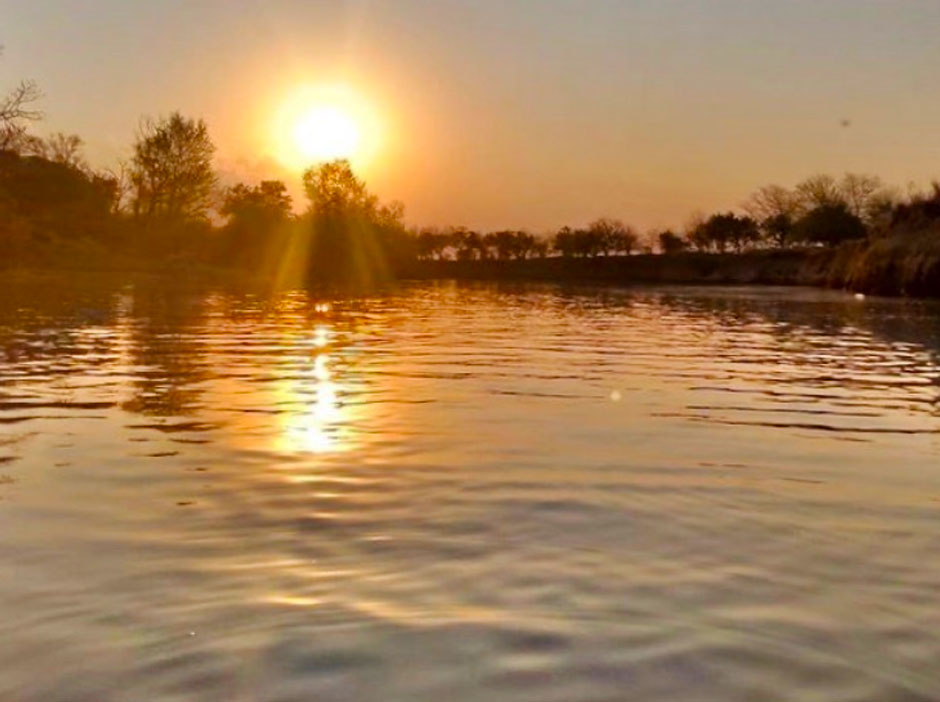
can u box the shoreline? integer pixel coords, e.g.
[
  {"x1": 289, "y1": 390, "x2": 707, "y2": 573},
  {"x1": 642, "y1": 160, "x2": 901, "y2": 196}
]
[
  {"x1": 4, "y1": 235, "x2": 939, "y2": 300},
  {"x1": 404, "y1": 241, "x2": 940, "y2": 299},
  {"x1": 405, "y1": 249, "x2": 832, "y2": 289}
]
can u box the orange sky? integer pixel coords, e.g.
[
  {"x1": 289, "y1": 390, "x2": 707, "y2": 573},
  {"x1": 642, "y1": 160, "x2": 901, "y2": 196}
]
[{"x1": 2, "y1": 1, "x2": 939, "y2": 231}]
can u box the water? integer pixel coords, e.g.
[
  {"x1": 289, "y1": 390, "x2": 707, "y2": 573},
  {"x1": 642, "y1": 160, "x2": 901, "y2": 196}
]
[{"x1": 1, "y1": 277, "x2": 939, "y2": 701}]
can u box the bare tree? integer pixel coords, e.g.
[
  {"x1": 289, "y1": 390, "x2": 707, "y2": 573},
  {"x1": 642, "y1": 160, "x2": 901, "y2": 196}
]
[
  {"x1": 101, "y1": 159, "x2": 133, "y2": 215},
  {"x1": 839, "y1": 173, "x2": 897, "y2": 224},
  {"x1": 794, "y1": 174, "x2": 844, "y2": 212},
  {"x1": 32, "y1": 132, "x2": 87, "y2": 170},
  {"x1": 0, "y1": 80, "x2": 43, "y2": 151},
  {"x1": 839, "y1": 173, "x2": 881, "y2": 217},
  {"x1": 743, "y1": 184, "x2": 799, "y2": 221},
  {"x1": 0, "y1": 79, "x2": 42, "y2": 126}
]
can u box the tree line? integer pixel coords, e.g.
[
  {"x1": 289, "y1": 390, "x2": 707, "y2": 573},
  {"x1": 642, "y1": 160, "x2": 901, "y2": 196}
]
[
  {"x1": 0, "y1": 72, "x2": 411, "y2": 283},
  {"x1": 2, "y1": 68, "x2": 939, "y2": 282},
  {"x1": 415, "y1": 173, "x2": 940, "y2": 262}
]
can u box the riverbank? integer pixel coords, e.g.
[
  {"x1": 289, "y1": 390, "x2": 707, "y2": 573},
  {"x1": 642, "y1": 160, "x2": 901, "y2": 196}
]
[
  {"x1": 4, "y1": 225, "x2": 939, "y2": 298},
  {"x1": 406, "y1": 230, "x2": 940, "y2": 298},
  {"x1": 406, "y1": 249, "x2": 833, "y2": 288}
]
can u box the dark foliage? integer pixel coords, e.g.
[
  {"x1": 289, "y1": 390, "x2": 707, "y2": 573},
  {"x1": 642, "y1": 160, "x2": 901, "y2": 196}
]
[
  {"x1": 0, "y1": 150, "x2": 118, "y2": 261},
  {"x1": 658, "y1": 230, "x2": 687, "y2": 254},
  {"x1": 689, "y1": 213, "x2": 760, "y2": 253},
  {"x1": 795, "y1": 204, "x2": 867, "y2": 246}
]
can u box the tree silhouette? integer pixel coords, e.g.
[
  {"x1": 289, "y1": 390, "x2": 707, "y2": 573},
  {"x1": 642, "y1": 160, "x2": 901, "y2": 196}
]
[
  {"x1": 795, "y1": 174, "x2": 844, "y2": 211},
  {"x1": 302, "y1": 159, "x2": 376, "y2": 217},
  {"x1": 219, "y1": 180, "x2": 293, "y2": 266},
  {"x1": 0, "y1": 77, "x2": 43, "y2": 152},
  {"x1": 301, "y1": 160, "x2": 408, "y2": 285},
  {"x1": 795, "y1": 204, "x2": 866, "y2": 246},
  {"x1": 223, "y1": 180, "x2": 291, "y2": 225},
  {"x1": 130, "y1": 112, "x2": 216, "y2": 223},
  {"x1": 762, "y1": 213, "x2": 795, "y2": 248},
  {"x1": 588, "y1": 218, "x2": 638, "y2": 255},
  {"x1": 658, "y1": 230, "x2": 687, "y2": 254},
  {"x1": 689, "y1": 213, "x2": 759, "y2": 252},
  {"x1": 416, "y1": 228, "x2": 450, "y2": 260}
]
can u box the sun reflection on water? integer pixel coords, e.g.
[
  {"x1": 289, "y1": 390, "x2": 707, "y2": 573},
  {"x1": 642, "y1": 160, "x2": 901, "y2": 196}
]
[{"x1": 278, "y1": 324, "x2": 351, "y2": 455}]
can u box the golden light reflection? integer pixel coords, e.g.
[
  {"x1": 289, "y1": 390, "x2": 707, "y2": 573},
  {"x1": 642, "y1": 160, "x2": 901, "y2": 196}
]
[
  {"x1": 284, "y1": 355, "x2": 342, "y2": 454},
  {"x1": 313, "y1": 354, "x2": 330, "y2": 382},
  {"x1": 275, "y1": 323, "x2": 355, "y2": 455}
]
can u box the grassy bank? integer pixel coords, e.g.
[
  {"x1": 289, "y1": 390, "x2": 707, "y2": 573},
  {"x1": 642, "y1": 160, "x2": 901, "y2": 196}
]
[
  {"x1": 5, "y1": 224, "x2": 940, "y2": 299},
  {"x1": 406, "y1": 229, "x2": 940, "y2": 298},
  {"x1": 406, "y1": 249, "x2": 830, "y2": 288}
]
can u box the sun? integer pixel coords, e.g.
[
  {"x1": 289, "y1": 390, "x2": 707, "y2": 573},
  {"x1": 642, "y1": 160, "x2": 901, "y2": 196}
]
[
  {"x1": 293, "y1": 105, "x2": 360, "y2": 163},
  {"x1": 271, "y1": 85, "x2": 380, "y2": 171}
]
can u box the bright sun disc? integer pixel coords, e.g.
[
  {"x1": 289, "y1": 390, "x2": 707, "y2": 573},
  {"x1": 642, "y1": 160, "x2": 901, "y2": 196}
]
[
  {"x1": 293, "y1": 106, "x2": 360, "y2": 162},
  {"x1": 271, "y1": 85, "x2": 380, "y2": 171}
]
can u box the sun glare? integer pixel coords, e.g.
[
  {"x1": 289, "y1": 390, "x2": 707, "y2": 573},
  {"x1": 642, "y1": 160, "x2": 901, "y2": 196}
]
[
  {"x1": 271, "y1": 85, "x2": 379, "y2": 171},
  {"x1": 294, "y1": 106, "x2": 360, "y2": 163}
]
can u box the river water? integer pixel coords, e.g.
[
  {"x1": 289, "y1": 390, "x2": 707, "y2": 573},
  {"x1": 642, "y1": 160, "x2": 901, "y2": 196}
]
[{"x1": 1, "y1": 278, "x2": 939, "y2": 701}]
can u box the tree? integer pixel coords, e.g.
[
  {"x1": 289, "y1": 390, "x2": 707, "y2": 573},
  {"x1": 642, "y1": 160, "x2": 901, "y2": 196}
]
[
  {"x1": 222, "y1": 180, "x2": 291, "y2": 225},
  {"x1": 416, "y1": 228, "x2": 450, "y2": 260},
  {"x1": 514, "y1": 231, "x2": 538, "y2": 259},
  {"x1": 0, "y1": 149, "x2": 117, "y2": 241},
  {"x1": 748, "y1": 174, "x2": 894, "y2": 240},
  {"x1": 302, "y1": 159, "x2": 376, "y2": 217},
  {"x1": 553, "y1": 227, "x2": 577, "y2": 258},
  {"x1": 218, "y1": 180, "x2": 292, "y2": 267},
  {"x1": 719, "y1": 214, "x2": 759, "y2": 251},
  {"x1": 0, "y1": 79, "x2": 43, "y2": 152},
  {"x1": 794, "y1": 203, "x2": 867, "y2": 246},
  {"x1": 44, "y1": 133, "x2": 86, "y2": 169},
  {"x1": 26, "y1": 132, "x2": 88, "y2": 171},
  {"x1": 611, "y1": 227, "x2": 639, "y2": 255},
  {"x1": 690, "y1": 213, "x2": 759, "y2": 252},
  {"x1": 890, "y1": 182, "x2": 940, "y2": 230},
  {"x1": 448, "y1": 228, "x2": 481, "y2": 260},
  {"x1": 222, "y1": 180, "x2": 291, "y2": 238},
  {"x1": 840, "y1": 173, "x2": 882, "y2": 219},
  {"x1": 658, "y1": 230, "x2": 687, "y2": 254},
  {"x1": 743, "y1": 184, "x2": 800, "y2": 247},
  {"x1": 587, "y1": 218, "x2": 638, "y2": 255},
  {"x1": 839, "y1": 173, "x2": 898, "y2": 225},
  {"x1": 794, "y1": 174, "x2": 844, "y2": 212},
  {"x1": 743, "y1": 184, "x2": 799, "y2": 221},
  {"x1": 301, "y1": 160, "x2": 410, "y2": 285},
  {"x1": 130, "y1": 112, "x2": 217, "y2": 223},
  {"x1": 762, "y1": 213, "x2": 795, "y2": 248},
  {"x1": 0, "y1": 80, "x2": 42, "y2": 126},
  {"x1": 483, "y1": 231, "x2": 537, "y2": 260}
]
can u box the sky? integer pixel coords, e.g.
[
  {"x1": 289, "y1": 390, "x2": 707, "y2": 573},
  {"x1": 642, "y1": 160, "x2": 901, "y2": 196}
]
[{"x1": 2, "y1": 0, "x2": 939, "y2": 231}]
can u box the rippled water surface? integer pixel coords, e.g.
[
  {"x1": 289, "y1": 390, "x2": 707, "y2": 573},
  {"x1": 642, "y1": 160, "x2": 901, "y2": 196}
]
[{"x1": 1, "y1": 278, "x2": 939, "y2": 701}]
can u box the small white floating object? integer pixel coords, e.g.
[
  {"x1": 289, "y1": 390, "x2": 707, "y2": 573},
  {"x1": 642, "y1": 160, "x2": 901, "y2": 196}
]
[
  {"x1": 854, "y1": 293, "x2": 866, "y2": 300},
  {"x1": 610, "y1": 390, "x2": 622, "y2": 402},
  {"x1": 189, "y1": 632, "x2": 196, "y2": 637}
]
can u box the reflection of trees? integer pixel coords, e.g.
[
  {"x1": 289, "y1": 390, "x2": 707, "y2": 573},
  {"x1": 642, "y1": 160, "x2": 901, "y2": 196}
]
[
  {"x1": 0, "y1": 279, "x2": 120, "y2": 372},
  {"x1": 650, "y1": 289, "x2": 940, "y2": 350},
  {"x1": 120, "y1": 283, "x2": 210, "y2": 418},
  {"x1": 641, "y1": 288, "x2": 940, "y2": 405}
]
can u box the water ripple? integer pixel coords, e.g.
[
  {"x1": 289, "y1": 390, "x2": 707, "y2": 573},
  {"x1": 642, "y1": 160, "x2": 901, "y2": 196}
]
[{"x1": 0, "y1": 280, "x2": 939, "y2": 701}]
